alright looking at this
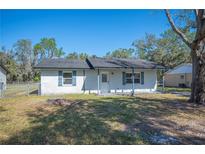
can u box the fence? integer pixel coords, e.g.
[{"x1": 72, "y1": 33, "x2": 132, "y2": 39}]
[{"x1": 0, "y1": 82, "x2": 40, "y2": 98}]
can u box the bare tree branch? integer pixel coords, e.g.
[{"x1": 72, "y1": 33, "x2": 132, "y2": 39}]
[
  {"x1": 165, "y1": 9, "x2": 192, "y2": 48},
  {"x1": 198, "y1": 9, "x2": 204, "y2": 19},
  {"x1": 194, "y1": 9, "x2": 200, "y2": 28},
  {"x1": 195, "y1": 9, "x2": 199, "y2": 16},
  {"x1": 194, "y1": 9, "x2": 201, "y2": 40},
  {"x1": 196, "y1": 10, "x2": 205, "y2": 40}
]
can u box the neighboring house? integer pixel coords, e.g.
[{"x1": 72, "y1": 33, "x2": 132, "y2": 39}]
[
  {"x1": 164, "y1": 63, "x2": 192, "y2": 88},
  {"x1": 0, "y1": 64, "x2": 8, "y2": 90},
  {"x1": 34, "y1": 57, "x2": 164, "y2": 95}
]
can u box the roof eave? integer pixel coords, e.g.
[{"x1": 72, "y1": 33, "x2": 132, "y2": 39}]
[{"x1": 34, "y1": 67, "x2": 91, "y2": 70}]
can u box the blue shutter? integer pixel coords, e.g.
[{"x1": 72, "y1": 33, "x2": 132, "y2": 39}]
[
  {"x1": 58, "y1": 71, "x2": 63, "y2": 86},
  {"x1": 122, "y1": 72, "x2": 126, "y2": 85},
  {"x1": 72, "y1": 70, "x2": 76, "y2": 86},
  {"x1": 141, "y1": 72, "x2": 144, "y2": 85}
]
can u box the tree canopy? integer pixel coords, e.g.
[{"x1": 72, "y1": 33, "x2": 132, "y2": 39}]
[
  {"x1": 13, "y1": 39, "x2": 33, "y2": 81},
  {"x1": 66, "y1": 52, "x2": 89, "y2": 60},
  {"x1": 105, "y1": 48, "x2": 134, "y2": 58},
  {"x1": 133, "y1": 30, "x2": 192, "y2": 69},
  {"x1": 38, "y1": 38, "x2": 65, "y2": 59}
]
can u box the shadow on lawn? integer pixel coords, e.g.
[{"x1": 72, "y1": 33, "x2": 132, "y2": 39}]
[{"x1": 2, "y1": 96, "x2": 205, "y2": 144}]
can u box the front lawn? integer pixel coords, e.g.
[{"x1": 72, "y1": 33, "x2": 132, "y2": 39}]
[{"x1": 0, "y1": 93, "x2": 205, "y2": 144}]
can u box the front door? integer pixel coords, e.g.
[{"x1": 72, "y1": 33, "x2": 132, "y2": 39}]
[{"x1": 101, "y1": 72, "x2": 109, "y2": 93}]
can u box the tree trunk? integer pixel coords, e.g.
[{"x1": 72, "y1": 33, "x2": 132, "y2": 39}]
[
  {"x1": 165, "y1": 9, "x2": 205, "y2": 104},
  {"x1": 190, "y1": 50, "x2": 197, "y2": 102},
  {"x1": 33, "y1": 54, "x2": 38, "y2": 66},
  {"x1": 190, "y1": 39, "x2": 205, "y2": 104}
]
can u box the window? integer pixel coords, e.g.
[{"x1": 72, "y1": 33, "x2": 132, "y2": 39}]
[
  {"x1": 134, "y1": 73, "x2": 141, "y2": 83},
  {"x1": 126, "y1": 73, "x2": 140, "y2": 84},
  {"x1": 102, "y1": 74, "x2": 108, "y2": 83},
  {"x1": 180, "y1": 75, "x2": 184, "y2": 79},
  {"x1": 63, "y1": 72, "x2": 72, "y2": 85},
  {"x1": 125, "y1": 73, "x2": 132, "y2": 84}
]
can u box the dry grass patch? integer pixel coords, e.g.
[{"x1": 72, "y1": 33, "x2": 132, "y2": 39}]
[{"x1": 0, "y1": 93, "x2": 205, "y2": 144}]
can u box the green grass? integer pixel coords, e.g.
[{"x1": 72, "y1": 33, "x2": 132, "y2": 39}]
[
  {"x1": 0, "y1": 93, "x2": 205, "y2": 144},
  {"x1": 157, "y1": 86, "x2": 191, "y2": 93}
]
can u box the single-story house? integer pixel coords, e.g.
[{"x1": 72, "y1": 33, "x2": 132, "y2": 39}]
[
  {"x1": 0, "y1": 64, "x2": 8, "y2": 90},
  {"x1": 164, "y1": 63, "x2": 192, "y2": 88},
  {"x1": 34, "y1": 57, "x2": 164, "y2": 95}
]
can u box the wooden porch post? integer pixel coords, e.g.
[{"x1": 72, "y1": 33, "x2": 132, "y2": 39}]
[
  {"x1": 97, "y1": 68, "x2": 100, "y2": 95},
  {"x1": 132, "y1": 68, "x2": 134, "y2": 96}
]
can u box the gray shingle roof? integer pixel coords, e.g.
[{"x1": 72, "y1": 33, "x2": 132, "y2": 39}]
[
  {"x1": 34, "y1": 58, "x2": 90, "y2": 69},
  {"x1": 165, "y1": 63, "x2": 192, "y2": 74},
  {"x1": 86, "y1": 58, "x2": 124, "y2": 68},
  {"x1": 117, "y1": 58, "x2": 164, "y2": 69},
  {"x1": 87, "y1": 57, "x2": 164, "y2": 69},
  {"x1": 34, "y1": 57, "x2": 164, "y2": 69}
]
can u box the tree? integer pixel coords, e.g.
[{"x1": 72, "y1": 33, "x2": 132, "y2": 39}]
[
  {"x1": 1, "y1": 38, "x2": 64, "y2": 82},
  {"x1": 165, "y1": 9, "x2": 205, "y2": 104},
  {"x1": 0, "y1": 47, "x2": 20, "y2": 82},
  {"x1": 39, "y1": 38, "x2": 64, "y2": 59},
  {"x1": 158, "y1": 29, "x2": 191, "y2": 68},
  {"x1": 33, "y1": 43, "x2": 44, "y2": 66},
  {"x1": 79, "y1": 53, "x2": 89, "y2": 60},
  {"x1": 133, "y1": 31, "x2": 191, "y2": 69},
  {"x1": 66, "y1": 52, "x2": 79, "y2": 59},
  {"x1": 13, "y1": 39, "x2": 33, "y2": 81},
  {"x1": 55, "y1": 47, "x2": 65, "y2": 58},
  {"x1": 40, "y1": 38, "x2": 56, "y2": 58},
  {"x1": 66, "y1": 52, "x2": 89, "y2": 60},
  {"x1": 105, "y1": 48, "x2": 134, "y2": 58},
  {"x1": 133, "y1": 34, "x2": 158, "y2": 61}
]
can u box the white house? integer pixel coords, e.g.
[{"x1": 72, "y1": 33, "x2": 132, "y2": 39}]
[
  {"x1": 34, "y1": 58, "x2": 164, "y2": 95},
  {"x1": 164, "y1": 63, "x2": 192, "y2": 88},
  {"x1": 0, "y1": 64, "x2": 8, "y2": 90}
]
